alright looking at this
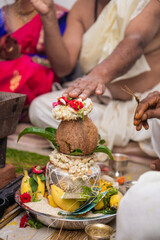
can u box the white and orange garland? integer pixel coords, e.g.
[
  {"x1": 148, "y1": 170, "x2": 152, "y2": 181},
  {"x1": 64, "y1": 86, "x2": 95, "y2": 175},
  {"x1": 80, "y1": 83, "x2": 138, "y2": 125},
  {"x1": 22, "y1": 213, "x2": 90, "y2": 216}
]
[{"x1": 52, "y1": 97, "x2": 93, "y2": 121}]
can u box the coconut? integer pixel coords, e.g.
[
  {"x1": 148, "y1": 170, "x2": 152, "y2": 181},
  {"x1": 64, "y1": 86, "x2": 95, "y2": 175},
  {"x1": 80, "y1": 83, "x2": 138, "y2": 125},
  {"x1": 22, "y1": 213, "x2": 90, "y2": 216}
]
[{"x1": 56, "y1": 116, "x2": 98, "y2": 155}]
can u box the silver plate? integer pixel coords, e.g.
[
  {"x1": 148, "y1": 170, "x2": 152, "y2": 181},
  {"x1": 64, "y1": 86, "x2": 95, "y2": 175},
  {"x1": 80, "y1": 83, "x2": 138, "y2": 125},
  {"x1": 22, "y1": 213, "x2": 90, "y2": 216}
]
[{"x1": 15, "y1": 189, "x2": 116, "y2": 230}]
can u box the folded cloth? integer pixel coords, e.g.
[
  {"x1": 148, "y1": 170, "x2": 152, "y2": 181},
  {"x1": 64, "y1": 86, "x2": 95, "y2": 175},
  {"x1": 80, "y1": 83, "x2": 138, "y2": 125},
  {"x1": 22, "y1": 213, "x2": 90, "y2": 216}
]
[
  {"x1": 79, "y1": 0, "x2": 151, "y2": 81},
  {"x1": 116, "y1": 171, "x2": 160, "y2": 240}
]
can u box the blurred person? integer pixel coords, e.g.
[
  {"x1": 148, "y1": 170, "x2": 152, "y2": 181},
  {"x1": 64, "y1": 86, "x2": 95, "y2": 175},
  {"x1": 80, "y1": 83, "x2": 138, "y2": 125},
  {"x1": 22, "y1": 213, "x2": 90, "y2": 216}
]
[
  {"x1": 0, "y1": 0, "x2": 67, "y2": 121},
  {"x1": 29, "y1": 0, "x2": 160, "y2": 151}
]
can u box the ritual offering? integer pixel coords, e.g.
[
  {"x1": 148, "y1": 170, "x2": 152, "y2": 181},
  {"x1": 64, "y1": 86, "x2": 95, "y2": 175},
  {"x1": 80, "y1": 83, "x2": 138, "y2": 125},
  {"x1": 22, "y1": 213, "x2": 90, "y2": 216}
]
[{"x1": 16, "y1": 96, "x2": 122, "y2": 229}]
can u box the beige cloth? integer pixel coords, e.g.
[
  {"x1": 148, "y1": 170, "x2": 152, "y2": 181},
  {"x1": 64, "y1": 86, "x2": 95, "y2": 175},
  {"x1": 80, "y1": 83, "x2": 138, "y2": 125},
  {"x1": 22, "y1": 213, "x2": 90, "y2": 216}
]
[{"x1": 79, "y1": 0, "x2": 151, "y2": 82}]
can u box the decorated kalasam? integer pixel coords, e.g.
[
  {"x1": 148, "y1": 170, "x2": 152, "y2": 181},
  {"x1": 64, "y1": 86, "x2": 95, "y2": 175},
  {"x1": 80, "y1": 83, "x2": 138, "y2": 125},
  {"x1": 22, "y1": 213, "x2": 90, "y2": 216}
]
[{"x1": 17, "y1": 96, "x2": 122, "y2": 224}]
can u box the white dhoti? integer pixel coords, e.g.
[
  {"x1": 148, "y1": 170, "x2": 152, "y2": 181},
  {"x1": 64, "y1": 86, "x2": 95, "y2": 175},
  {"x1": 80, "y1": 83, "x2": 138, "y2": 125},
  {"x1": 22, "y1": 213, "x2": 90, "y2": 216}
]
[{"x1": 116, "y1": 171, "x2": 160, "y2": 240}]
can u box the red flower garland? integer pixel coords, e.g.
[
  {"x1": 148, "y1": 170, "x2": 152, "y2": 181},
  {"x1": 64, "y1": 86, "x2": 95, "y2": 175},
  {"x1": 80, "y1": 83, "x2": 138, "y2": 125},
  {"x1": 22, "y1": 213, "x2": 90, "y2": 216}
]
[{"x1": 52, "y1": 97, "x2": 84, "y2": 112}]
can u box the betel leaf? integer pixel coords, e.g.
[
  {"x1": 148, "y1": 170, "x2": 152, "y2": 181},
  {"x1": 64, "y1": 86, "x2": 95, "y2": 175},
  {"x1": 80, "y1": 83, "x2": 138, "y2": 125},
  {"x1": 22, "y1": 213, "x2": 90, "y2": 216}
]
[
  {"x1": 70, "y1": 149, "x2": 83, "y2": 156},
  {"x1": 93, "y1": 145, "x2": 113, "y2": 160},
  {"x1": 29, "y1": 177, "x2": 38, "y2": 192}
]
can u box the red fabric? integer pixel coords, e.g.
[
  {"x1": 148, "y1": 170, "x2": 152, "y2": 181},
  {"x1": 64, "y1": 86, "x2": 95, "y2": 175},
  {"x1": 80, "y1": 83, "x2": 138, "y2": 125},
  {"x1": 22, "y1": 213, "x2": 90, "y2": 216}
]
[{"x1": 0, "y1": 14, "x2": 58, "y2": 105}]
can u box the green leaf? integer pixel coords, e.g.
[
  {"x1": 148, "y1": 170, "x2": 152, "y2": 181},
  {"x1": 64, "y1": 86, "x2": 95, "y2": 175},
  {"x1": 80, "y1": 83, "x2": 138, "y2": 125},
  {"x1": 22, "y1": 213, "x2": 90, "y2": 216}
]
[
  {"x1": 45, "y1": 127, "x2": 57, "y2": 136},
  {"x1": 31, "y1": 192, "x2": 41, "y2": 202},
  {"x1": 99, "y1": 139, "x2": 106, "y2": 144},
  {"x1": 92, "y1": 208, "x2": 116, "y2": 214},
  {"x1": 82, "y1": 112, "x2": 84, "y2": 120},
  {"x1": 27, "y1": 219, "x2": 42, "y2": 229},
  {"x1": 17, "y1": 127, "x2": 59, "y2": 149},
  {"x1": 82, "y1": 186, "x2": 92, "y2": 195},
  {"x1": 98, "y1": 134, "x2": 106, "y2": 144},
  {"x1": 32, "y1": 173, "x2": 38, "y2": 183},
  {"x1": 70, "y1": 149, "x2": 83, "y2": 156},
  {"x1": 93, "y1": 145, "x2": 113, "y2": 160},
  {"x1": 38, "y1": 173, "x2": 45, "y2": 181},
  {"x1": 17, "y1": 127, "x2": 56, "y2": 143},
  {"x1": 29, "y1": 177, "x2": 38, "y2": 192}
]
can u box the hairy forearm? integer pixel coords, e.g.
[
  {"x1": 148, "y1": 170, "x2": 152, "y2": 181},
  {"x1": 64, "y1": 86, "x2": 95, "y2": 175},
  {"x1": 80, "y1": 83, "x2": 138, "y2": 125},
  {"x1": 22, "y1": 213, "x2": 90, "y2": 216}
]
[
  {"x1": 40, "y1": 8, "x2": 72, "y2": 76},
  {"x1": 89, "y1": 35, "x2": 144, "y2": 84}
]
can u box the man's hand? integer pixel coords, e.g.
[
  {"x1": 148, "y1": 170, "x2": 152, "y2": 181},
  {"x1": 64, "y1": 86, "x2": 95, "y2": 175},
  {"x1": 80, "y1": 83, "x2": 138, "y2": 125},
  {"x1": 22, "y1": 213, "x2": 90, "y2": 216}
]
[
  {"x1": 30, "y1": 0, "x2": 53, "y2": 15},
  {"x1": 134, "y1": 91, "x2": 160, "y2": 131},
  {"x1": 63, "y1": 74, "x2": 106, "y2": 100}
]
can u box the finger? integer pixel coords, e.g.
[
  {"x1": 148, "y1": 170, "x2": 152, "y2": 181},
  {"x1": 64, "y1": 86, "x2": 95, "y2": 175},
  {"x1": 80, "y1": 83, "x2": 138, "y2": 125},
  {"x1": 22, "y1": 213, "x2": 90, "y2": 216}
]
[
  {"x1": 150, "y1": 159, "x2": 160, "y2": 171},
  {"x1": 78, "y1": 85, "x2": 96, "y2": 100},
  {"x1": 133, "y1": 118, "x2": 141, "y2": 126},
  {"x1": 95, "y1": 83, "x2": 105, "y2": 95},
  {"x1": 63, "y1": 86, "x2": 77, "y2": 98},
  {"x1": 136, "y1": 122, "x2": 143, "y2": 131},
  {"x1": 142, "y1": 120, "x2": 149, "y2": 130},
  {"x1": 134, "y1": 102, "x2": 150, "y2": 120},
  {"x1": 134, "y1": 95, "x2": 159, "y2": 120},
  {"x1": 141, "y1": 109, "x2": 160, "y2": 120}
]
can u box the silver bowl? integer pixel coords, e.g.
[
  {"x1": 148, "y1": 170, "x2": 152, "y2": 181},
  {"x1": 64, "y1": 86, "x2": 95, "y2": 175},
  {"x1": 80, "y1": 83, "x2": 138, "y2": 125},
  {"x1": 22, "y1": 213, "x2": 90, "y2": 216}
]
[
  {"x1": 108, "y1": 153, "x2": 129, "y2": 177},
  {"x1": 15, "y1": 189, "x2": 116, "y2": 230}
]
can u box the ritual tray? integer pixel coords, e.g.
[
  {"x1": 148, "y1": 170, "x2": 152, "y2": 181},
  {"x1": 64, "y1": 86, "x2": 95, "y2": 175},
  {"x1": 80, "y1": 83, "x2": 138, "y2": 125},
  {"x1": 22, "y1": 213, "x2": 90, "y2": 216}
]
[{"x1": 15, "y1": 189, "x2": 116, "y2": 230}]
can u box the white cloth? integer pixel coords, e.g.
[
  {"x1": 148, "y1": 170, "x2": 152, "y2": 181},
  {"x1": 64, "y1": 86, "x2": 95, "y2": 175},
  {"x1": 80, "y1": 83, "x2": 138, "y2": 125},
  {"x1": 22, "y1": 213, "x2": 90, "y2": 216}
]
[
  {"x1": 79, "y1": 0, "x2": 151, "y2": 82},
  {"x1": 29, "y1": 83, "x2": 160, "y2": 152},
  {"x1": 151, "y1": 119, "x2": 160, "y2": 158},
  {"x1": 116, "y1": 171, "x2": 160, "y2": 240},
  {"x1": 0, "y1": 0, "x2": 15, "y2": 8}
]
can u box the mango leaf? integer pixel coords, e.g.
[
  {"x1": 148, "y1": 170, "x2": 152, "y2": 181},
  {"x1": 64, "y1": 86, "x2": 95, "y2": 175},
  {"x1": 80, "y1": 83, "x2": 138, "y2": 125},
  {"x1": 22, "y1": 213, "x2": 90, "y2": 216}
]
[
  {"x1": 93, "y1": 145, "x2": 113, "y2": 160},
  {"x1": 17, "y1": 127, "x2": 56, "y2": 142},
  {"x1": 98, "y1": 134, "x2": 106, "y2": 144},
  {"x1": 99, "y1": 139, "x2": 106, "y2": 144},
  {"x1": 17, "y1": 127, "x2": 59, "y2": 149},
  {"x1": 45, "y1": 127, "x2": 57, "y2": 136},
  {"x1": 70, "y1": 149, "x2": 83, "y2": 156}
]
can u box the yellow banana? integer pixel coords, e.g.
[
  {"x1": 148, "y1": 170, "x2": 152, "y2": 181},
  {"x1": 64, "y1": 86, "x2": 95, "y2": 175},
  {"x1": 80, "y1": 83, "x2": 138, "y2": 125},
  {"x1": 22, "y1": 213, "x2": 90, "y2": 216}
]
[
  {"x1": 51, "y1": 184, "x2": 80, "y2": 212},
  {"x1": 110, "y1": 191, "x2": 123, "y2": 210},
  {"x1": 94, "y1": 199, "x2": 104, "y2": 210},
  {"x1": 36, "y1": 175, "x2": 45, "y2": 198},
  {"x1": 21, "y1": 170, "x2": 32, "y2": 195},
  {"x1": 48, "y1": 194, "x2": 58, "y2": 208}
]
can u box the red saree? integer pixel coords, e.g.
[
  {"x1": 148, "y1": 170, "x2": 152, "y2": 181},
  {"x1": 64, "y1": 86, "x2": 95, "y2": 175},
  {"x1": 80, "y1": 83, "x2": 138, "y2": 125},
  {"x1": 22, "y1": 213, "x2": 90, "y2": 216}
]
[{"x1": 0, "y1": 14, "x2": 58, "y2": 105}]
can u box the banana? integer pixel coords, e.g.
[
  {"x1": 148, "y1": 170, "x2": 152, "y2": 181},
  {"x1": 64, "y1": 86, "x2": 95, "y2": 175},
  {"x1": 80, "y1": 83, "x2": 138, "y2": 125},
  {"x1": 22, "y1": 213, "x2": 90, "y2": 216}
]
[
  {"x1": 21, "y1": 170, "x2": 32, "y2": 195},
  {"x1": 94, "y1": 198, "x2": 104, "y2": 210},
  {"x1": 110, "y1": 191, "x2": 123, "y2": 210},
  {"x1": 36, "y1": 175, "x2": 45, "y2": 198},
  {"x1": 51, "y1": 184, "x2": 80, "y2": 212},
  {"x1": 48, "y1": 194, "x2": 58, "y2": 208}
]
